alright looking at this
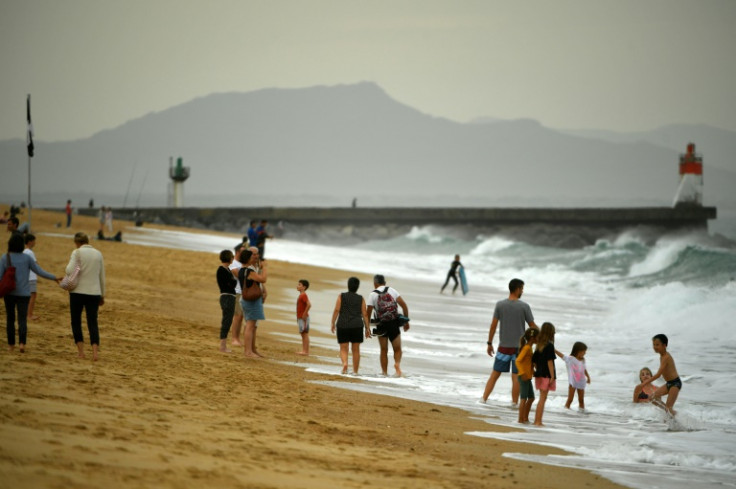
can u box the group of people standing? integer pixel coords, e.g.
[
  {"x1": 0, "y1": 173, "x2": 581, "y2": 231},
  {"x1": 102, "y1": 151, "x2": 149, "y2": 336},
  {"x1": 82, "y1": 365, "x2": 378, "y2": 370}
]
[
  {"x1": 215, "y1": 243, "x2": 411, "y2": 377},
  {"x1": 216, "y1": 241, "x2": 268, "y2": 357},
  {"x1": 2, "y1": 225, "x2": 105, "y2": 360},
  {"x1": 481, "y1": 277, "x2": 681, "y2": 423}
]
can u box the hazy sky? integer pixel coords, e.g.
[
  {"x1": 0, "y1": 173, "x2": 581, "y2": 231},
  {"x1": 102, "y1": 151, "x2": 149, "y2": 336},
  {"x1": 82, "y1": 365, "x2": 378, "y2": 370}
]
[{"x1": 2, "y1": 0, "x2": 735, "y2": 142}]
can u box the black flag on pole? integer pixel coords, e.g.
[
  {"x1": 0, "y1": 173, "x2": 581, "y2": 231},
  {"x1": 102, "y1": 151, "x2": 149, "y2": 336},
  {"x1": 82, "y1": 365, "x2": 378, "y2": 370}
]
[{"x1": 27, "y1": 95, "x2": 34, "y2": 157}]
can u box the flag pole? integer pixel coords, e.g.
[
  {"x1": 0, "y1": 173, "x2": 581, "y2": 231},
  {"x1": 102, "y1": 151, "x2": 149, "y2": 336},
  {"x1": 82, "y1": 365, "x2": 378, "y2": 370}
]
[{"x1": 26, "y1": 94, "x2": 34, "y2": 230}]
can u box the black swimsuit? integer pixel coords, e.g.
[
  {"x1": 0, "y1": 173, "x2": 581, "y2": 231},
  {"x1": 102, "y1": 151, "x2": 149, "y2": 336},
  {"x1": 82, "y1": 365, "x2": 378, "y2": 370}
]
[{"x1": 666, "y1": 377, "x2": 683, "y2": 391}]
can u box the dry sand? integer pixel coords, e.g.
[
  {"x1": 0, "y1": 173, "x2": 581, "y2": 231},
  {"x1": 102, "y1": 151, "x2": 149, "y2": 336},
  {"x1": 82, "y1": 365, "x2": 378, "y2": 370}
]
[{"x1": 0, "y1": 207, "x2": 626, "y2": 489}]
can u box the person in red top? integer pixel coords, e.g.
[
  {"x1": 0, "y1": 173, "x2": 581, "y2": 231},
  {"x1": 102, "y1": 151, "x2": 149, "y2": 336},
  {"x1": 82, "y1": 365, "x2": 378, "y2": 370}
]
[
  {"x1": 296, "y1": 279, "x2": 311, "y2": 356},
  {"x1": 65, "y1": 200, "x2": 72, "y2": 228}
]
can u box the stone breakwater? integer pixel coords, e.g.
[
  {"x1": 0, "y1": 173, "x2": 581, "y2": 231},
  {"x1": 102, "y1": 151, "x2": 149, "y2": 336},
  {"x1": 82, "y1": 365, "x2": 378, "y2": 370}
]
[{"x1": 77, "y1": 206, "x2": 717, "y2": 247}]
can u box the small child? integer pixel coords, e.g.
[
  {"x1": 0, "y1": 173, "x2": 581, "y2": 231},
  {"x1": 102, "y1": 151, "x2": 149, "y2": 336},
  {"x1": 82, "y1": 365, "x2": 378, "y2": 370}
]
[
  {"x1": 296, "y1": 279, "x2": 311, "y2": 356},
  {"x1": 515, "y1": 328, "x2": 538, "y2": 423},
  {"x1": 638, "y1": 333, "x2": 681, "y2": 416},
  {"x1": 633, "y1": 367, "x2": 659, "y2": 403},
  {"x1": 23, "y1": 234, "x2": 40, "y2": 321},
  {"x1": 532, "y1": 322, "x2": 556, "y2": 426},
  {"x1": 556, "y1": 342, "x2": 591, "y2": 411}
]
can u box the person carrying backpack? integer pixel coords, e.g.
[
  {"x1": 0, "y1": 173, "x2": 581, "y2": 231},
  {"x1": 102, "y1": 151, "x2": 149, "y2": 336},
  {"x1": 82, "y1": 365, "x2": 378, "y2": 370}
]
[{"x1": 366, "y1": 274, "x2": 410, "y2": 377}]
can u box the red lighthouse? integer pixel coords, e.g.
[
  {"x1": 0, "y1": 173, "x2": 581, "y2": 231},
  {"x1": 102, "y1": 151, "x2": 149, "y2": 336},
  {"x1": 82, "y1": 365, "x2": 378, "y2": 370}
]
[{"x1": 673, "y1": 143, "x2": 703, "y2": 207}]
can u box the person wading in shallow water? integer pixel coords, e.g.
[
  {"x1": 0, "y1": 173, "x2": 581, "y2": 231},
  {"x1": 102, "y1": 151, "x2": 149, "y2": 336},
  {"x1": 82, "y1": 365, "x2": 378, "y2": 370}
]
[
  {"x1": 482, "y1": 278, "x2": 538, "y2": 405},
  {"x1": 366, "y1": 274, "x2": 410, "y2": 377}
]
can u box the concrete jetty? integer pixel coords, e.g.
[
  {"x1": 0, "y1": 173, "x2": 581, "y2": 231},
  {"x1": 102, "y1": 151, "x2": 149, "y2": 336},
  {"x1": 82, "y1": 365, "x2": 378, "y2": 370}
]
[
  {"x1": 88, "y1": 205, "x2": 716, "y2": 228},
  {"x1": 75, "y1": 205, "x2": 716, "y2": 248}
]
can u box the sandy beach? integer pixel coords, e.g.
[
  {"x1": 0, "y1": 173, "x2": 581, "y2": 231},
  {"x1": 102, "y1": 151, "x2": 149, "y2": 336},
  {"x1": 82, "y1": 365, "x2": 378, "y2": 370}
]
[{"x1": 0, "y1": 207, "x2": 626, "y2": 489}]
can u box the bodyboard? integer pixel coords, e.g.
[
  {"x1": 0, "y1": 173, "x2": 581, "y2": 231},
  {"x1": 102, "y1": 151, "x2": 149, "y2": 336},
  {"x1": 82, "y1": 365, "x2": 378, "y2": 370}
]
[{"x1": 459, "y1": 266, "x2": 469, "y2": 295}]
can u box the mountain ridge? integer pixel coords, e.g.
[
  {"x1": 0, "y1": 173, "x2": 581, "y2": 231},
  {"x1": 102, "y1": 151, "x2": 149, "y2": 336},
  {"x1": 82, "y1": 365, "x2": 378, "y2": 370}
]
[{"x1": 1, "y1": 82, "x2": 733, "y2": 209}]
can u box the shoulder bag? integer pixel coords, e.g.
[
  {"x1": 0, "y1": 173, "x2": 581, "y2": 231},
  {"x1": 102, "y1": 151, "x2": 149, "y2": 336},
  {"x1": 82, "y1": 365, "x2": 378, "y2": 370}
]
[
  {"x1": 0, "y1": 254, "x2": 17, "y2": 297},
  {"x1": 60, "y1": 250, "x2": 81, "y2": 291},
  {"x1": 242, "y1": 268, "x2": 262, "y2": 301}
]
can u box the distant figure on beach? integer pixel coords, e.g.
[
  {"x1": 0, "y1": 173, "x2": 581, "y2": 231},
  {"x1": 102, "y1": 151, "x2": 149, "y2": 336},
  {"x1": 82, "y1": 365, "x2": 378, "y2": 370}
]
[
  {"x1": 638, "y1": 334, "x2": 681, "y2": 416},
  {"x1": 216, "y1": 249, "x2": 237, "y2": 353},
  {"x1": 65, "y1": 199, "x2": 72, "y2": 228},
  {"x1": 295, "y1": 279, "x2": 311, "y2": 356},
  {"x1": 482, "y1": 278, "x2": 538, "y2": 404},
  {"x1": 440, "y1": 254, "x2": 463, "y2": 294},
  {"x1": 1, "y1": 211, "x2": 9, "y2": 224},
  {"x1": 515, "y1": 328, "x2": 538, "y2": 423},
  {"x1": 330, "y1": 276, "x2": 372, "y2": 375},
  {"x1": 66, "y1": 232, "x2": 105, "y2": 361},
  {"x1": 2, "y1": 234, "x2": 60, "y2": 353},
  {"x1": 98, "y1": 206, "x2": 106, "y2": 233},
  {"x1": 105, "y1": 207, "x2": 113, "y2": 234},
  {"x1": 229, "y1": 242, "x2": 246, "y2": 346},
  {"x1": 238, "y1": 248, "x2": 267, "y2": 358},
  {"x1": 367, "y1": 274, "x2": 410, "y2": 377},
  {"x1": 633, "y1": 367, "x2": 661, "y2": 403},
  {"x1": 556, "y1": 341, "x2": 590, "y2": 411},
  {"x1": 88, "y1": 198, "x2": 94, "y2": 209},
  {"x1": 532, "y1": 322, "x2": 557, "y2": 426},
  {"x1": 245, "y1": 220, "x2": 258, "y2": 248},
  {"x1": 351, "y1": 198, "x2": 357, "y2": 208},
  {"x1": 255, "y1": 220, "x2": 272, "y2": 259},
  {"x1": 96, "y1": 230, "x2": 123, "y2": 242},
  {"x1": 7, "y1": 216, "x2": 29, "y2": 237},
  {"x1": 23, "y1": 234, "x2": 41, "y2": 321}
]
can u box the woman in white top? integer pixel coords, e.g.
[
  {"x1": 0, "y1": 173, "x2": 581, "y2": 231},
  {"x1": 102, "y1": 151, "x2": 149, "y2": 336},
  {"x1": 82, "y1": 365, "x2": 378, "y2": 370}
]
[{"x1": 65, "y1": 232, "x2": 105, "y2": 361}]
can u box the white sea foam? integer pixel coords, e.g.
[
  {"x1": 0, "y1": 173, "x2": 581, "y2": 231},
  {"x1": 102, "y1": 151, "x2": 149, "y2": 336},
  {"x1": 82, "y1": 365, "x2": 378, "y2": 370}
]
[{"x1": 118, "y1": 224, "x2": 736, "y2": 489}]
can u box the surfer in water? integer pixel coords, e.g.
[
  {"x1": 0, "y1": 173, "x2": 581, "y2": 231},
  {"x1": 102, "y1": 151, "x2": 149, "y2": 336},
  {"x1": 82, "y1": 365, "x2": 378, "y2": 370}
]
[{"x1": 440, "y1": 255, "x2": 463, "y2": 294}]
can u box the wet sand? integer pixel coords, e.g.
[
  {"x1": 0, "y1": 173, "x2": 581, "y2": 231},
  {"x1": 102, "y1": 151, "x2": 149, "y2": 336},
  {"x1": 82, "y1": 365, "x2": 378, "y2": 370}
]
[{"x1": 0, "y1": 207, "x2": 626, "y2": 489}]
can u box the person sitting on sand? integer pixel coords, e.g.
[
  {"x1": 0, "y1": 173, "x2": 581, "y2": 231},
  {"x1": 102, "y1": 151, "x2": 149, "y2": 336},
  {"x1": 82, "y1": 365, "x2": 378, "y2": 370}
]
[{"x1": 638, "y1": 334, "x2": 681, "y2": 416}]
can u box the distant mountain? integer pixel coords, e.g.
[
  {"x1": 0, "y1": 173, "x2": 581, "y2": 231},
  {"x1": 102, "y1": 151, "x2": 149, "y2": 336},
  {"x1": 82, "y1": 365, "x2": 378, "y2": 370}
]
[{"x1": 1, "y1": 82, "x2": 734, "y2": 209}]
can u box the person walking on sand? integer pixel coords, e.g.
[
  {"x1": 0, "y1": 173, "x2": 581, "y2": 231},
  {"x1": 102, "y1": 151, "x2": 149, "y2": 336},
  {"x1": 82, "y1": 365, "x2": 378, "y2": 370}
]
[
  {"x1": 532, "y1": 322, "x2": 556, "y2": 426},
  {"x1": 638, "y1": 334, "x2": 681, "y2": 416},
  {"x1": 23, "y1": 234, "x2": 41, "y2": 321},
  {"x1": 229, "y1": 242, "x2": 245, "y2": 346},
  {"x1": 515, "y1": 328, "x2": 538, "y2": 424},
  {"x1": 295, "y1": 279, "x2": 311, "y2": 355},
  {"x1": 216, "y1": 249, "x2": 237, "y2": 353},
  {"x1": 65, "y1": 232, "x2": 105, "y2": 361},
  {"x1": 238, "y1": 249, "x2": 267, "y2": 358},
  {"x1": 65, "y1": 200, "x2": 72, "y2": 228},
  {"x1": 330, "y1": 277, "x2": 372, "y2": 375},
  {"x1": 482, "y1": 278, "x2": 538, "y2": 404},
  {"x1": 440, "y1": 254, "x2": 463, "y2": 294},
  {"x1": 366, "y1": 274, "x2": 410, "y2": 377},
  {"x1": 556, "y1": 341, "x2": 591, "y2": 411},
  {"x1": 2, "y1": 234, "x2": 60, "y2": 353}
]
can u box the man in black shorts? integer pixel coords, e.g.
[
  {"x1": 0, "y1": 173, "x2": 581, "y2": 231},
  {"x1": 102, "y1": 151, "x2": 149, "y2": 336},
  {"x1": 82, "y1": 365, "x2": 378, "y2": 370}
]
[{"x1": 367, "y1": 274, "x2": 410, "y2": 377}]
